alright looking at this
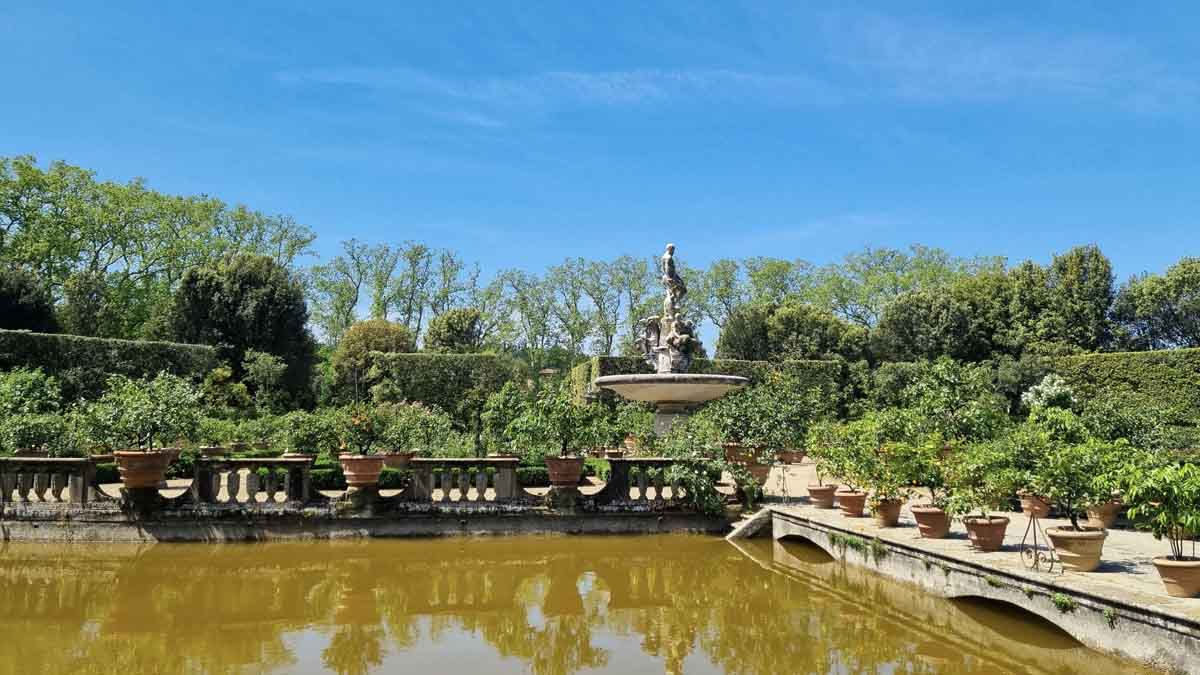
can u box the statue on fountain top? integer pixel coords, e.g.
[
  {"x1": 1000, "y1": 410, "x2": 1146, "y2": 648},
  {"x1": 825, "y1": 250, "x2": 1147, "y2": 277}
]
[{"x1": 637, "y1": 243, "x2": 702, "y2": 374}]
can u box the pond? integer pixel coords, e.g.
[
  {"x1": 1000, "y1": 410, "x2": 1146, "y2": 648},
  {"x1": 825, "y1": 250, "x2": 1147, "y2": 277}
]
[{"x1": 0, "y1": 535, "x2": 1146, "y2": 674}]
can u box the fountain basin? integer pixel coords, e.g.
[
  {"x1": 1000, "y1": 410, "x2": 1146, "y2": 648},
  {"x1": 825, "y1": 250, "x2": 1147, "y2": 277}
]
[{"x1": 594, "y1": 373, "x2": 749, "y2": 405}]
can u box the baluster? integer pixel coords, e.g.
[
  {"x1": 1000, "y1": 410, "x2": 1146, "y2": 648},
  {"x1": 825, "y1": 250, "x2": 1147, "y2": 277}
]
[
  {"x1": 245, "y1": 470, "x2": 260, "y2": 504},
  {"x1": 457, "y1": 469, "x2": 470, "y2": 502},
  {"x1": 637, "y1": 470, "x2": 649, "y2": 502},
  {"x1": 474, "y1": 470, "x2": 487, "y2": 502},
  {"x1": 69, "y1": 471, "x2": 86, "y2": 504},
  {"x1": 652, "y1": 471, "x2": 665, "y2": 502},
  {"x1": 226, "y1": 470, "x2": 241, "y2": 505},
  {"x1": 51, "y1": 472, "x2": 67, "y2": 502},
  {"x1": 0, "y1": 471, "x2": 13, "y2": 503},
  {"x1": 265, "y1": 471, "x2": 279, "y2": 504},
  {"x1": 17, "y1": 472, "x2": 32, "y2": 502},
  {"x1": 440, "y1": 469, "x2": 453, "y2": 503},
  {"x1": 670, "y1": 478, "x2": 682, "y2": 503},
  {"x1": 33, "y1": 472, "x2": 49, "y2": 501}
]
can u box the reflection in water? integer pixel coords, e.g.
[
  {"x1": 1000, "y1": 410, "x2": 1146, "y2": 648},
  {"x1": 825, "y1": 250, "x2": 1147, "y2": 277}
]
[{"x1": 0, "y1": 536, "x2": 1146, "y2": 674}]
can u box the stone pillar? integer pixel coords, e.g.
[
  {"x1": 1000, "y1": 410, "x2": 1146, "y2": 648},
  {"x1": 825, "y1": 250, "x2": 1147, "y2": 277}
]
[{"x1": 653, "y1": 402, "x2": 693, "y2": 436}]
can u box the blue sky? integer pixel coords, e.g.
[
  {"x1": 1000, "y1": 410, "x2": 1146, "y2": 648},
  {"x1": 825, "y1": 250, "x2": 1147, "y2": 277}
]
[{"x1": 3, "y1": 1, "x2": 1199, "y2": 280}]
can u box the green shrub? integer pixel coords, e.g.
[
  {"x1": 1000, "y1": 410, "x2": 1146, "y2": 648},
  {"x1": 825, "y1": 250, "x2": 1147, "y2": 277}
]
[
  {"x1": 79, "y1": 373, "x2": 202, "y2": 451},
  {"x1": 280, "y1": 409, "x2": 343, "y2": 456},
  {"x1": 364, "y1": 352, "x2": 518, "y2": 433},
  {"x1": 0, "y1": 329, "x2": 216, "y2": 401},
  {"x1": 0, "y1": 367, "x2": 61, "y2": 416},
  {"x1": 1054, "y1": 349, "x2": 1200, "y2": 424}
]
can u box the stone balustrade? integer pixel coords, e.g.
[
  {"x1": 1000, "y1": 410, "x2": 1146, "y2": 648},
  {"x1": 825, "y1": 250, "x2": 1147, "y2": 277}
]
[
  {"x1": 401, "y1": 457, "x2": 524, "y2": 503},
  {"x1": 0, "y1": 457, "x2": 98, "y2": 505},
  {"x1": 193, "y1": 457, "x2": 315, "y2": 506},
  {"x1": 594, "y1": 458, "x2": 689, "y2": 507}
]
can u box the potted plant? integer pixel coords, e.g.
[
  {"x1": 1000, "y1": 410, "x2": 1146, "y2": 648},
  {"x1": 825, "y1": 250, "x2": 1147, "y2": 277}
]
[
  {"x1": 1, "y1": 413, "x2": 66, "y2": 458},
  {"x1": 509, "y1": 384, "x2": 601, "y2": 488},
  {"x1": 1124, "y1": 462, "x2": 1200, "y2": 597},
  {"x1": 197, "y1": 417, "x2": 235, "y2": 458},
  {"x1": 1035, "y1": 440, "x2": 1113, "y2": 572},
  {"x1": 815, "y1": 417, "x2": 876, "y2": 518},
  {"x1": 86, "y1": 374, "x2": 201, "y2": 490},
  {"x1": 280, "y1": 409, "x2": 337, "y2": 459},
  {"x1": 803, "y1": 421, "x2": 839, "y2": 508},
  {"x1": 380, "y1": 402, "x2": 453, "y2": 469},
  {"x1": 945, "y1": 439, "x2": 1020, "y2": 552},
  {"x1": 908, "y1": 437, "x2": 953, "y2": 538},
  {"x1": 865, "y1": 441, "x2": 919, "y2": 528},
  {"x1": 1086, "y1": 443, "x2": 1142, "y2": 529},
  {"x1": 704, "y1": 386, "x2": 773, "y2": 487},
  {"x1": 336, "y1": 403, "x2": 387, "y2": 488}
]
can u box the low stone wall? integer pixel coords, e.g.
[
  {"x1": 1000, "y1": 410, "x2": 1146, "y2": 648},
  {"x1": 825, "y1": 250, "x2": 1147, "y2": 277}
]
[{"x1": 770, "y1": 508, "x2": 1200, "y2": 675}]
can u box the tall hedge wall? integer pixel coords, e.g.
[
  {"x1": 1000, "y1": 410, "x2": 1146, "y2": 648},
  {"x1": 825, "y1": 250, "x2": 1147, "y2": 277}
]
[
  {"x1": 1054, "y1": 348, "x2": 1200, "y2": 421},
  {"x1": 0, "y1": 329, "x2": 218, "y2": 400},
  {"x1": 362, "y1": 352, "x2": 520, "y2": 414},
  {"x1": 570, "y1": 356, "x2": 843, "y2": 403}
]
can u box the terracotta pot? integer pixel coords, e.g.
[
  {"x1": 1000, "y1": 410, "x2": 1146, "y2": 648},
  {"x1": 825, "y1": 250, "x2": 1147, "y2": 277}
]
[
  {"x1": 1047, "y1": 527, "x2": 1108, "y2": 573},
  {"x1": 382, "y1": 451, "x2": 416, "y2": 471},
  {"x1": 1152, "y1": 557, "x2": 1200, "y2": 598},
  {"x1": 229, "y1": 441, "x2": 250, "y2": 455},
  {"x1": 605, "y1": 448, "x2": 627, "y2": 459},
  {"x1": 837, "y1": 491, "x2": 867, "y2": 518},
  {"x1": 339, "y1": 455, "x2": 384, "y2": 488},
  {"x1": 544, "y1": 456, "x2": 585, "y2": 487},
  {"x1": 14, "y1": 448, "x2": 49, "y2": 458},
  {"x1": 1086, "y1": 500, "x2": 1121, "y2": 529},
  {"x1": 776, "y1": 449, "x2": 806, "y2": 465},
  {"x1": 963, "y1": 516, "x2": 1010, "y2": 552},
  {"x1": 807, "y1": 484, "x2": 837, "y2": 508},
  {"x1": 723, "y1": 443, "x2": 771, "y2": 486},
  {"x1": 1019, "y1": 493, "x2": 1051, "y2": 519},
  {"x1": 113, "y1": 450, "x2": 173, "y2": 489},
  {"x1": 199, "y1": 445, "x2": 227, "y2": 458},
  {"x1": 873, "y1": 499, "x2": 905, "y2": 527},
  {"x1": 911, "y1": 505, "x2": 951, "y2": 539}
]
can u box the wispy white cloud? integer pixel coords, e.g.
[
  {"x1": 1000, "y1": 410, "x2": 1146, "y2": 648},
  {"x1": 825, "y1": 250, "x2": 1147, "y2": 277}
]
[
  {"x1": 821, "y1": 11, "x2": 1198, "y2": 111},
  {"x1": 276, "y1": 66, "x2": 842, "y2": 109}
]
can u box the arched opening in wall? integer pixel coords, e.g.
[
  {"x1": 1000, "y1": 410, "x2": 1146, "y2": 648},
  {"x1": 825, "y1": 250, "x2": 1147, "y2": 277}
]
[
  {"x1": 775, "y1": 534, "x2": 836, "y2": 564},
  {"x1": 951, "y1": 596, "x2": 1082, "y2": 649}
]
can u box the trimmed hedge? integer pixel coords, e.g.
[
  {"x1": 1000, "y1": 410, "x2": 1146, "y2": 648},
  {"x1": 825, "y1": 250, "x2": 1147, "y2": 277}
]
[
  {"x1": 1054, "y1": 349, "x2": 1200, "y2": 422},
  {"x1": 570, "y1": 356, "x2": 843, "y2": 403},
  {"x1": 363, "y1": 352, "x2": 519, "y2": 415},
  {"x1": 0, "y1": 329, "x2": 217, "y2": 400}
]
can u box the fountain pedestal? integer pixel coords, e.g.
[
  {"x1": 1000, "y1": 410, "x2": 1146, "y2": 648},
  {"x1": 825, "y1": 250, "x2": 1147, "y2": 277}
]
[{"x1": 594, "y1": 373, "x2": 748, "y2": 436}]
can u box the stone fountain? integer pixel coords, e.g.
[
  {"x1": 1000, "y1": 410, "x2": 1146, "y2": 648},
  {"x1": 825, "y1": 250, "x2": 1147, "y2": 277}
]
[{"x1": 594, "y1": 244, "x2": 749, "y2": 435}]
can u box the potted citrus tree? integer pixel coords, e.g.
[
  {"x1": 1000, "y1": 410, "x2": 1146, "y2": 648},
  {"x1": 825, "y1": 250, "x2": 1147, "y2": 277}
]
[
  {"x1": 337, "y1": 403, "x2": 388, "y2": 488},
  {"x1": 509, "y1": 384, "x2": 601, "y2": 488},
  {"x1": 86, "y1": 373, "x2": 201, "y2": 490},
  {"x1": 907, "y1": 436, "x2": 954, "y2": 538},
  {"x1": 380, "y1": 402, "x2": 454, "y2": 469},
  {"x1": 865, "y1": 440, "x2": 919, "y2": 527},
  {"x1": 704, "y1": 385, "x2": 773, "y2": 487},
  {"x1": 804, "y1": 421, "x2": 841, "y2": 508},
  {"x1": 945, "y1": 439, "x2": 1019, "y2": 551},
  {"x1": 1035, "y1": 439, "x2": 1114, "y2": 572},
  {"x1": 1124, "y1": 462, "x2": 1200, "y2": 597}
]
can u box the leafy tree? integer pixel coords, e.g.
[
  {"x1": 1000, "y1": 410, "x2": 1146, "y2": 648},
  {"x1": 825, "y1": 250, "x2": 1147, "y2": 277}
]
[
  {"x1": 1112, "y1": 257, "x2": 1200, "y2": 350},
  {"x1": 766, "y1": 301, "x2": 868, "y2": 361},
  {"x1": 0, "y1": 265, "x2": 57, "y2": 332},
  {"x1": 580, "y1": 260, "x2": 622, "y2": 355},
  {"x1": 812, "y1": 245, "x2": 967, "y2": 328},
  {"x1": 714, "y1": 303, "x2": 771, "y2": 360},
  {"x1": 242, "y1": 349, "x2": 289, "y2": 413},
  {"x1": 424, "y1": 308, "x2": 484, "y2": 353},
  {"x1": 744, "y1": 257, "x2": 811, "y2": 306},
  {"x1": 332, "y1": 319, "x2": 417, "y2": 399},
  {"x1": 307, "y1": 240, "x2": 370, "y2": 345},
  {"x1": 873, "y1": 289, "x2": 972, "y2": 362},
  {"x1": 1043, "y1": 244, "x2": 1114, "y2": 351},
  {"x1": 167, "y1": 254, "x2": 316, "y2": 404},
  {"x1": 695, "y1": 258, "x2": 748, "y2": 329}
]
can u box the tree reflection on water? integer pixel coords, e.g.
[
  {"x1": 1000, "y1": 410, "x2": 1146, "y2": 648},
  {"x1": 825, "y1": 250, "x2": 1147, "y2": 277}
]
[{"x1": 0, "y1": 536, "x2": 1147, "y2": 675}]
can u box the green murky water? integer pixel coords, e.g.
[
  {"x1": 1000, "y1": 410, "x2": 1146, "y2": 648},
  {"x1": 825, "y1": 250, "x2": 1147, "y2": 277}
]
[{"x1": 0, "y1": 535, "x2": 1144, "y2": 674}]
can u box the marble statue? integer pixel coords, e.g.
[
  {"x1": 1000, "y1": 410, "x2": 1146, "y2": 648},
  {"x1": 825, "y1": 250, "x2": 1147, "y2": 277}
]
[{"x1": 638, "y1": 243, "x2": 702, "y2": 374}]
